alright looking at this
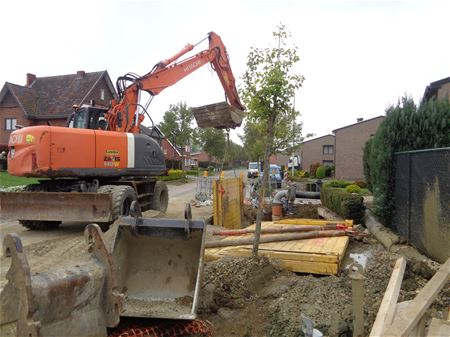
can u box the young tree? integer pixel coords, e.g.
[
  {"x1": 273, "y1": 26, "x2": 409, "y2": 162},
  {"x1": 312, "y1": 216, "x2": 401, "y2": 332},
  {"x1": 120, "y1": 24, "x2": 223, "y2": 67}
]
[{"x1": 241, "y1": 24, "x2": 304, "y2": 255}]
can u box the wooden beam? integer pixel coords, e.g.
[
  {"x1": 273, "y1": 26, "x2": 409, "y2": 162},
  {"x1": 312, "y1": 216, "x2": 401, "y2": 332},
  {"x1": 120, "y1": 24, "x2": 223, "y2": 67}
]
[
  {"x1": 387, "y1": 257, "x2": 450, "y2": 337},
  {"x1": 369, "y1": 257, "x2": 407, "y2": 337},
  {"x1": 394, "y1": 301, "x2": 425, "y2": 337},
  {"x1": 426, "y1": 318, "x2": 450, "y2": 337}
]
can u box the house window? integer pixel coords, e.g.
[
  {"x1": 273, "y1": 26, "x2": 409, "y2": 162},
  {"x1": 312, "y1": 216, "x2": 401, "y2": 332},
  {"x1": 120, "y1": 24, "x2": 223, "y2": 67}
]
[
  {"x1": 5, "y1": 118, "x2": 17, "y2": 130},
  {"x1": 323, "y1": 145, "x2": 334, "y2": 154},
  {"x1": 323, "y1": 160, "x2": 334, "y2": 167},
  {"x1": 100, "y1": 89, "x2": 105, "y2": 100}
]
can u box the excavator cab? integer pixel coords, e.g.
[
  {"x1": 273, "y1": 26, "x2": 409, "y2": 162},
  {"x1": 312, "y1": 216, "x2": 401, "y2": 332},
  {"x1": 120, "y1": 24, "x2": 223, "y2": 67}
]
[{"x1": 66, "y1": 105, "x2": 109, "y2": 130}]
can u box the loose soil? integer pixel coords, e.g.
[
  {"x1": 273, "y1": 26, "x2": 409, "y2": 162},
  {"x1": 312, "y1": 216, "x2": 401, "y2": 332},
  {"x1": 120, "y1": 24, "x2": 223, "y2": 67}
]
[
  {"x1": 198, "y1": 238, "x2": 449, "y2": 337},
  {"x1": 1, "y1": 203, "x2": 448, "y2": 337}
]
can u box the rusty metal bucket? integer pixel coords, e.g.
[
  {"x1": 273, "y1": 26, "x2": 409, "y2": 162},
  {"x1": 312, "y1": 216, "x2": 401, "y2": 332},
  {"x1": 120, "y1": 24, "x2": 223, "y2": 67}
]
[
  {"x1": 192, "y1": 101, "x2": 244, "y2": 129},
  {"x1": 109, "y1": 212, "x2": 206, "y2": 320},
  {"x1": 0, "y1": 225, "x2": 123, "y2": 337}
]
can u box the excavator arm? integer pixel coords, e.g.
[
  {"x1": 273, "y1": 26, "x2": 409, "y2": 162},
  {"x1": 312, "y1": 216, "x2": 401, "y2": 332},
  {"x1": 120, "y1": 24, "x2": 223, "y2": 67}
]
[{"x1": 106, "y1": 32, "x2": 245, "y2": 133}]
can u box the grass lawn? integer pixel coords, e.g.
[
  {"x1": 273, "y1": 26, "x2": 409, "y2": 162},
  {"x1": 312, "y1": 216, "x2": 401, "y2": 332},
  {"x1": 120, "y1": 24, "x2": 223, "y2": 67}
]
[{"x1": 0, "y1": 171, "x2": 40, "y2": 187}]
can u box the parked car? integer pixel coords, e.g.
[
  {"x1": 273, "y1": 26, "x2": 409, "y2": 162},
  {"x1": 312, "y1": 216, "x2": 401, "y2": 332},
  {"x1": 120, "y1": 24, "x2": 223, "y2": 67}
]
[{"x1": 260, "y1": 164, "x2": 282, "y2": 188}]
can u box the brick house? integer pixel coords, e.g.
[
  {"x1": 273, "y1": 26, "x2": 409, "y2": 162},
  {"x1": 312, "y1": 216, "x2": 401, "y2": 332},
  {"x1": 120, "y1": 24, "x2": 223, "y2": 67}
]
[
  {"x1": 269, "y1": 153, "x2": 291, "y2": 167},
  {"x1": 299, "y1": 134, "x2": 335, "y2": 171},
  {"x1": 191, "y1": 151, "x2": 217, "y2": 168},
  {"x1": 333, "y1": 116, "x2": 384, "y2": 180},
  {"x1": 422, "y1": 76, "x2": 450, "y2": 103},
  {"x1": 0, "y1": 71, "x2": 117, "y2": 148}
]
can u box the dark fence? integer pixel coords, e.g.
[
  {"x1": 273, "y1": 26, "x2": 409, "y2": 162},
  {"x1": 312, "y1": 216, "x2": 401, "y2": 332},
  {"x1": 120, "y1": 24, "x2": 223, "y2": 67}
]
[{"x1": 391, "y1": 148, "x2": 450, "y2": 263}]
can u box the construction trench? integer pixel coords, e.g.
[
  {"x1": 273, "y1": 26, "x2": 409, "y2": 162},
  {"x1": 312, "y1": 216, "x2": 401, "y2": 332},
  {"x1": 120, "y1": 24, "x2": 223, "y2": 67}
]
[{"x1": 0, "y1": 178, "x2": 449, "y2": 337}]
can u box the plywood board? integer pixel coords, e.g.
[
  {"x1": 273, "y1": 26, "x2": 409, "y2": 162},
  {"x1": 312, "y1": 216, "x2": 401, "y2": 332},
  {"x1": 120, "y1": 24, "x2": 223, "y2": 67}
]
[{"x1": 205, "y1": 221, "x2": 350, "y2": 275}]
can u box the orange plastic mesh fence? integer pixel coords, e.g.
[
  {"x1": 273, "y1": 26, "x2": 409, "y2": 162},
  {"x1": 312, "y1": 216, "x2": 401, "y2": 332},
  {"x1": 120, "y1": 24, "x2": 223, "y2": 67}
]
[{"x1": 108, "y1": 319, "x2": 213, "y2": 337}]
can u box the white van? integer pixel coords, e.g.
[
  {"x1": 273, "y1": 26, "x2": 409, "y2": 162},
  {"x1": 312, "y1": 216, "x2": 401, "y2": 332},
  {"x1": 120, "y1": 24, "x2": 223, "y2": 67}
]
[{"x1": 247, "y1": 162, "x2": 261, "y2": 178}]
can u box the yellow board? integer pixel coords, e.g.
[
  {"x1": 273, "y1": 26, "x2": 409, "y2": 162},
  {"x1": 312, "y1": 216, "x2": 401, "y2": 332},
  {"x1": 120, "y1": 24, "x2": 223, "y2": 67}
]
[
  {"x1": 205, "y1": 221, "x2": 350, "y2": 275},
  {"x1": 213, "y1": 177, "x2": 243, "y2": 229}
]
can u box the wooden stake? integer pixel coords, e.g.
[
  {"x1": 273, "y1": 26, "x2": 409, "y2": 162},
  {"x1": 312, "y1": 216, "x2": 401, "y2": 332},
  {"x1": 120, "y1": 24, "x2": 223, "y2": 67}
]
[
  {"x1": 369, "y1": 257, "x2": 406, "y2": 337},
  {"x1": 387, "y1": 257, "x2": 450, "y2": 337}
]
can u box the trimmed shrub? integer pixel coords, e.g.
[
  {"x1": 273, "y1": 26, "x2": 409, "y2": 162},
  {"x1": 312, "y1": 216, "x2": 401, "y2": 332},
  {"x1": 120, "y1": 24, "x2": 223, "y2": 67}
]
[
  {"x1": 325, "y1": 165, "x2": 334, "y2": 177},
  {"x1": 315, "y1": 165, "x2": 326, "y2": 179},
  {"x1": 324, "y1": 180, "x2": 353, "y2": 188},
  {"x1": 345, "y1": 184, "x2": 361, "y2": 194},
  {"x1": 321, "y1": 186, "x2": 365, "y2": 224},
  {"x1": 159, "y1": 169, "x2": 185, "y2": 181},
  {"x1": 185, "y1": 169, "x2": 200, "y2": 176},
  {"x1": 309, "y1": 162, "x2": 320, "y2": 177},
  {"x1": 354, "y1": 180, "x2": 367, "y2": 189},
  {"x1": 362, "y1": 138, "x2": 373, "y2": 191}
]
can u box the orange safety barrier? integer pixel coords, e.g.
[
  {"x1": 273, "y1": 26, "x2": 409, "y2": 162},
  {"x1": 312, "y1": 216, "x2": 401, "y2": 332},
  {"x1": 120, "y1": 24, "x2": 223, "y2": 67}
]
[{"x1": 108, "y1": 319, "x2": 213, "y2": 337}]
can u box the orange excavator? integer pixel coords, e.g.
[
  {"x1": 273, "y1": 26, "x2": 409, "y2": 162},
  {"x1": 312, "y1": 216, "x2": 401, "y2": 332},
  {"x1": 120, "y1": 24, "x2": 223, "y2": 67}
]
[{"x1": 1, "y1": 31, "x2": 245, "y2": 230}]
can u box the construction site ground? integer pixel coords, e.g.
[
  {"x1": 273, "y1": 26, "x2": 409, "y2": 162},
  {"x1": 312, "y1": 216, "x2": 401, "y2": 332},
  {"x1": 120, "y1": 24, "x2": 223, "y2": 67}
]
[{"x1": 0, "y1": 177, "x2": 448, "y2": 337}]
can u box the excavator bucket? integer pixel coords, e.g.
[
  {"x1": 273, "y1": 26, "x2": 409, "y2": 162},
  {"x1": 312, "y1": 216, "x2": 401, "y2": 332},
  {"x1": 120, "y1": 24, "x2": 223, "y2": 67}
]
[
  {"x1": 192, "y1": 101, "x2": 245, "y2": 129},
  {"x1": 0, "y1": 208, "x2": 206, "y2": 336},
  {"x1": 109, "y1": 215, "x2": 207, "y2": 320},
  {"x1": 0, "y1": 225, "x2": 123, "y2": 337}
]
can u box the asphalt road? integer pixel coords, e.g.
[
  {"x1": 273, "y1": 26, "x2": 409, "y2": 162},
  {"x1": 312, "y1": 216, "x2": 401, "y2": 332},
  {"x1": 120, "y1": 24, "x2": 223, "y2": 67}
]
[{"x1": 0, "y1": 176, "x2": 214, "y2": 246}]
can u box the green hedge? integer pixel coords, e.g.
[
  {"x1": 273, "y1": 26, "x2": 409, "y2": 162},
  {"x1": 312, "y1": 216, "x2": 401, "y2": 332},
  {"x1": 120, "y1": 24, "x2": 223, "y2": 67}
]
[
  {"x1": 324, "y1": 179, "x2": 353, "y2": 188},
  {"x1": 364, "y1": 97, "x2": 450, "y2": 225},
  {"x1": 320, "y1": 185, "x2": 365, "y2": 224},
  {"x1": 185, "y1": 169, "x2": 200, "y2": 176},
  {"x1": 158, "y1": 169, "x2": 185, "y2": 181}
]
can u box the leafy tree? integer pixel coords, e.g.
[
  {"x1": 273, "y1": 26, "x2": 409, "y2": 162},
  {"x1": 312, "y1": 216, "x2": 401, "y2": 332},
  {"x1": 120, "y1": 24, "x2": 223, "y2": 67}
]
[
  {"x1": 158, "y1": 102, "x2": 194, "y2": 147},
  {"x1": 196, "y1": 128, "x2": 226, "y2": 165},
  {"x1": 241, "y1": 24, "x2": 304, "y2": 255}
]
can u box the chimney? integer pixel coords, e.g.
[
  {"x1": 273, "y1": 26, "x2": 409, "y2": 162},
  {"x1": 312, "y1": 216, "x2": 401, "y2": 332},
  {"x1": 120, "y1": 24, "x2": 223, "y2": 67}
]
[
  {"x1": 357, "y1": 118, "x2": 363, "y2": 123},
  {"x1": 76, "y1": 70, "x2": 85, "y2": 79},
  {"x1": 26, "y1": 73, "x2": 36, "y2": 86}
]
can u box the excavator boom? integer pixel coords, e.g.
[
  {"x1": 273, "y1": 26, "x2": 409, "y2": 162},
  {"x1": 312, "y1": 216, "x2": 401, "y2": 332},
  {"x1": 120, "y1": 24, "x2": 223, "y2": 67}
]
[{"x1": 106, "y1": 32, "x2": 245, "y2": 133}]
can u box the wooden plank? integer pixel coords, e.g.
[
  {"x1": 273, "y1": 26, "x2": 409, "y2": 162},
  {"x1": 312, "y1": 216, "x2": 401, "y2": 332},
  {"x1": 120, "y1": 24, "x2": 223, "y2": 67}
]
[
  {"x1": 369, "y1": 257, "x2": 407, "y2": 337},
  {"x1": 426, "y1": 318, "x2": 450, "y2": 337},
  {"x1": 393, "y1": 301, "x2": 425, "y2": 337},
  {"x1": 205, "y1": 220, "x2": 350, "y2": 275},
  {"x1": 275, "y1": 218, "x2": 353, "y2": 227},
  {"x1": 387, "y1": 258, "x2": 450, "y2": 337},
  {"x1": 209, "y1": 247, "x2": 338, "y2": 274},
  {"x1": 206, "y1": 246, "x2": 339, "y2": 263}
]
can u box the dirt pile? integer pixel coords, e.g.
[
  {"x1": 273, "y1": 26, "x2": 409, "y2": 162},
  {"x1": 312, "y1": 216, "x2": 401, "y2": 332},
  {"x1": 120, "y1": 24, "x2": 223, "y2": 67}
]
[{"x1": 198, "y1": 240, "x2": 449, "y2": 337}]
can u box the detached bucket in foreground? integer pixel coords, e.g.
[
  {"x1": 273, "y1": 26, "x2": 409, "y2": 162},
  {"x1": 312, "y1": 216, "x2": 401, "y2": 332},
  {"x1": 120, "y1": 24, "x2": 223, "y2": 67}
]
[
  {"x1": 192, "y1": 101, "x2": 245, "y2": 129},
  {"x1": 111, "y1": 216, "x2": 206, "y2": 320}
]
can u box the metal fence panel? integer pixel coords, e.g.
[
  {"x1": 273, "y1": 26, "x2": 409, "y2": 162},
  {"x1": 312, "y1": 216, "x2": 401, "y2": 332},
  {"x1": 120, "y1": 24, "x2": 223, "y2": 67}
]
[{"x1": 392, "y1": 148, "x2": 450, "y2": 263}]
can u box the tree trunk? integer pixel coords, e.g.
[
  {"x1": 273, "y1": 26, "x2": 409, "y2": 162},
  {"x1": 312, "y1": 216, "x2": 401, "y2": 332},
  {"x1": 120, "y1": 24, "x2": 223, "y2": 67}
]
[{"x1": 252, "y1": 114, "x2": 276, "y2": 256}]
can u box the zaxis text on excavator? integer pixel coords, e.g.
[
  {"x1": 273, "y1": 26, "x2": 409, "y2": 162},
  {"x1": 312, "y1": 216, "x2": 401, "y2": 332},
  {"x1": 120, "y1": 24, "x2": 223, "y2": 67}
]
[{"x1": 1, "y1": 31, "x2": 245, "y2": 230}]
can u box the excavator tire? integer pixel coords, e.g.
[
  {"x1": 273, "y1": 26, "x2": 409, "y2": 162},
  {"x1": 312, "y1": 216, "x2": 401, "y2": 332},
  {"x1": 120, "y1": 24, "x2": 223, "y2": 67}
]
[
  {"x1": 151, "y1": 180, "x2": 168, "y2": 213},
  {"x1": 19, "y1": 220, "x2": 61, "y2": 230},
  {"x1": 97, "y1": 185, "x2": 138, "y2": 231}
]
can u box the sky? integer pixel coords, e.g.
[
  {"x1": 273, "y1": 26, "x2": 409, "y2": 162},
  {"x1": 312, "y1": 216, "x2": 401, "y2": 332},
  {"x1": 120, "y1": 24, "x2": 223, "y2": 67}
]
[{"x1": 1, "y1": 0, "x2": 449, "y2": 144}]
